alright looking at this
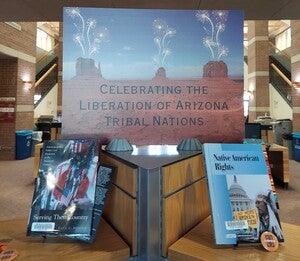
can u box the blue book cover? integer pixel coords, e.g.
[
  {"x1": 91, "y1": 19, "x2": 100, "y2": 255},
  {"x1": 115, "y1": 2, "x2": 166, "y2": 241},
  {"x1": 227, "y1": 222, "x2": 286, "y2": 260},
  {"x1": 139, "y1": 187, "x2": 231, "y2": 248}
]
[{"x1": 203, "y1": 143, "x2": 284, "y2": 245}]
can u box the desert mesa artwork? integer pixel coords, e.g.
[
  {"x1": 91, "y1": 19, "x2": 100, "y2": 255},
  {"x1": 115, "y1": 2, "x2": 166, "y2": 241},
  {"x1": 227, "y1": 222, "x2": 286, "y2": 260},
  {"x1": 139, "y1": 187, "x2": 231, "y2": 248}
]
[{"x1": 62, "y1": 8, "x2": 244, "y2": 145}]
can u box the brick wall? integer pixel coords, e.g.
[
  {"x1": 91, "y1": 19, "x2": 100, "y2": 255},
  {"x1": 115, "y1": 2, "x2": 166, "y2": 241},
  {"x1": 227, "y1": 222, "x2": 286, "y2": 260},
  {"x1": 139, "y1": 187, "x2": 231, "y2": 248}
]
[
  {"x1": 0, "y1": 58, "x2": 18, "y2": 96},
  {"x1": 0, "y1": 22, "x2": 36, "y2": 56},
  {"x1": 0, "y1": 59, "x2": 18, "y2": 160},
  {"x1": 0, "y1": 22, "x2": 36, "y2": 160}
]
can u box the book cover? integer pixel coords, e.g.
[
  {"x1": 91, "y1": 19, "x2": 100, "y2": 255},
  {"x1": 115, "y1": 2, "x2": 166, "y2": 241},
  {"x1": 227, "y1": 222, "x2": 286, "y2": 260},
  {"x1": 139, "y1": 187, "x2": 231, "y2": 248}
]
[
  {"x1": 27, "y1": 139, "x2": 99, "y2": 238},
  {"x1": 69, "y1": 163, "x2": 115, "y2": 243},
  {"x1": 203, "y1": 143, "x2": 284, "y2": 245},
  {"x1": 243, "y1": 139, "x2": 279, "y2": 208},
  {"x1": 262, "y1": 144, "x2": 279, "y2": 209}
]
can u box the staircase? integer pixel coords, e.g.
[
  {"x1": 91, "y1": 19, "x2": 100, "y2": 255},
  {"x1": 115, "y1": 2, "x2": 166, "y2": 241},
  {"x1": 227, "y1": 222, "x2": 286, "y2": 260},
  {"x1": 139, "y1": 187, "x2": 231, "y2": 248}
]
[
  {"x1": 34, "y1": 45, "x2": 59, "y2": 107},
  {"x1": 269, "y1": 41, "x2": 292, "y2": 107}
]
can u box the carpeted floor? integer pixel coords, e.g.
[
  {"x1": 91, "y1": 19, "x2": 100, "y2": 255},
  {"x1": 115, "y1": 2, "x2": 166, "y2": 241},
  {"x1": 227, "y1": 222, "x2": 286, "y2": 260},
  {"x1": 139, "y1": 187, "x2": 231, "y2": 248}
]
[
  {"x1": 274, "y1": 159, "x2": 300, "y2": 225},
  {"x1": 0, "y1": 156, "x2": 299, "y2": 226},
  {"x1": 0, "y1": 157, "x2": 35, "y2": 221}
]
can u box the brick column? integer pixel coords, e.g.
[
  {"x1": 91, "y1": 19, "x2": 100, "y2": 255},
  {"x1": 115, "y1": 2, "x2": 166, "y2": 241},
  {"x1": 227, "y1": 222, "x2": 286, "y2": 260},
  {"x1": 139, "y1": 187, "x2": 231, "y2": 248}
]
[
  {"x1": 247, "y1": 21, "x2": 270, "y2": 122},
  {"x1": 291, "y1": 20, "x2": 300, "y2": 132},
  {"x1": 0, "y1": 22, "x2": 36, "y2": 160}
]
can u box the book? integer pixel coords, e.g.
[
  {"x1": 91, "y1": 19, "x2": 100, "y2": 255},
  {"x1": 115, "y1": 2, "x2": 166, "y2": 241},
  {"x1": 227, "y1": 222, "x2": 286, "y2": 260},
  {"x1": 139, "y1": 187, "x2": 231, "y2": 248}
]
[
  {"x1": 243, "y1": 139, "x2": 279, "y2": 209},
  {"x1": 68, "y1": 163, "x2": 115, "y2": 243},
  {"x1": 203, "y1": 143, "x2": 284, "y2": 245},
  {"x1": 27, "y1": 139, "x2": 99, "y2": 239},
  {"x1": 262, "y1": 144, "x2": 279, "y2": 209}
]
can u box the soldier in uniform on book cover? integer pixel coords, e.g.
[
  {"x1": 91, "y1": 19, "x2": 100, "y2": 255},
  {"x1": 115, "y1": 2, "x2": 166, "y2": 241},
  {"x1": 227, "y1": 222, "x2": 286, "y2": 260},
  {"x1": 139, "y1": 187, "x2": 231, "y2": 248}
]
[
  {"x1": 33, "y1": 140, "x2": 97, "y2": 211},
  {"x1": 50, "y1": 140, "x2": 97, "y2": 210}
]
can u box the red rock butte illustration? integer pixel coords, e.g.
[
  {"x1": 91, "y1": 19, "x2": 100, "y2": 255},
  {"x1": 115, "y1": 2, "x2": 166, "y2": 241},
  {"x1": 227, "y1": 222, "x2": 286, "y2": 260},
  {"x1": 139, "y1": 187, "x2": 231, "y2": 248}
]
[
  {"x1": 153, "y1": 67, "x2": 167, "y2": 79},
  {"x1": 203, "y1": 61, "x2": 228, "y2": 78},
  {"x1": 76, "y1": 57, "x2": 102, "y2": 77}
]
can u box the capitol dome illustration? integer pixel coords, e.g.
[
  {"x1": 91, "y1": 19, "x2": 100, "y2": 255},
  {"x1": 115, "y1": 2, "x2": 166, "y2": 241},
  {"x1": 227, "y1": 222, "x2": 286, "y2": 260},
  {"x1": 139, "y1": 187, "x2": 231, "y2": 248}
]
[{"x1": 228, "y1": 175, "x2": 254, "y2": 212}]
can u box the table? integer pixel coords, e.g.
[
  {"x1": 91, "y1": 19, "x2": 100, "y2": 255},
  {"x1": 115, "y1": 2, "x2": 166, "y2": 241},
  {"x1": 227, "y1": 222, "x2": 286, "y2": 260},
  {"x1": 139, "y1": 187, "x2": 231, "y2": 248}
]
[
  {"x1": 0, "y1": 218, "x2": 130, "y2": 261},
  {"x1": 268, "y1": 143, "x2": 289, "y2": 188},
  {"x1": 168, "y1": 216, "x2": 300, "y2": 260}
]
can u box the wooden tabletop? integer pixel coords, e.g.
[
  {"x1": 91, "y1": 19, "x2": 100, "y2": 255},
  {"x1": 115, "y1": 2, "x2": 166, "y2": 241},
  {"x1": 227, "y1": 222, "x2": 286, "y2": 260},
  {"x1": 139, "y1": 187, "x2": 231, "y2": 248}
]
[
  {"x1": 168, "y1": 216, "x2": 300, "y2": 261},
  {"x1": 0, "y1": 218, "x2": 130, "y2": 261}
]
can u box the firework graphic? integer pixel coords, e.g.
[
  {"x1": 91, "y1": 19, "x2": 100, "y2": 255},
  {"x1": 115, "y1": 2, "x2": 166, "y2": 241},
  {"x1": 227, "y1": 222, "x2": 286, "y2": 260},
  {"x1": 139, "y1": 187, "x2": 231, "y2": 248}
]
[
  {"x1": 65, "y1": 7, "x2": 109, "y2": 58},
  {"x1": 152, "y1": 19, "x2": 176, "y2": 67},
  {"x1": 196, "y1": 10, "x2": 229, "y2": 60}
]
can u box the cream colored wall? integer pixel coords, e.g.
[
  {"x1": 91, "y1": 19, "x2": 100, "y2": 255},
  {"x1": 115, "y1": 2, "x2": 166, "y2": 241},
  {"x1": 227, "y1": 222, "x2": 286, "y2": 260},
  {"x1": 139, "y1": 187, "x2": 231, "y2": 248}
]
[
  {"x1": 269, "y1": 83, "x2": 293, "y2": 120},
  {"x1": 34, "y1": 83, "x2": 58, "y2": 119}
]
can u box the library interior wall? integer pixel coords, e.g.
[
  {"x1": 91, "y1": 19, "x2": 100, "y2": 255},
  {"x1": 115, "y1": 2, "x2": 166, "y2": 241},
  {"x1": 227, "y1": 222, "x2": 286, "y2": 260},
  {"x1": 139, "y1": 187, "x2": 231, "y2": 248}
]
[
  {"x1": 34, "y1": 83, "x2": 58, "y2": 120},
  {"x1": 269, "y1": 83, "x2": 293, "y2": 120},
  {"x1": 0, "y1": 22, "x2": 36, "y2": 160},
  {"x1": 244, "y1": 60, "x2": 292, "y2": 120}
]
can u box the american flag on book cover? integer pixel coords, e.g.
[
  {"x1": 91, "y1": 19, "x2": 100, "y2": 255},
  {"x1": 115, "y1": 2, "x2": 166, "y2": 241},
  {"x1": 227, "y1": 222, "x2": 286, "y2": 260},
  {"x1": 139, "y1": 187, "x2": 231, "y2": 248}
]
[{"x1": 60, "y1": 188, "x2": 73, "y2": 207}]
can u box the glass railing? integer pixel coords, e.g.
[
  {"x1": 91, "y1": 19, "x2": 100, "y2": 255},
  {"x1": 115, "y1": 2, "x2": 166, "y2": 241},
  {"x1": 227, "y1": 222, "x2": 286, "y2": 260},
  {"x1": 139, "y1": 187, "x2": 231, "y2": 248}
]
[
  {"x1": 269, "y1": 62, "x2": 292, "y2": 107},
  {"x1": 34, "y1": 56, "x2": 58, "y2": 108},
  {"x1": 268, "y1": 41, "x2": 292, "y2": 107},
  {"x1": 244, "y1": 41, "x2": 292, "y2": 107},
  {"x1": 269, "y1": 41, "x2": 291, "y2": 74},
  {"x1": 36, "y1": 44, "x2": 59, "y2": 79},
  {"x1": 34, "y1": 39, "x2": 59, "y2": 107}
]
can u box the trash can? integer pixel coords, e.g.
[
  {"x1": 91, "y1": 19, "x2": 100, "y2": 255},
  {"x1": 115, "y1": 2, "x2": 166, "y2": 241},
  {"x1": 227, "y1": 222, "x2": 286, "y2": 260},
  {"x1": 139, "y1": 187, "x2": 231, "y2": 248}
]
[
  {"x1": 16, "y1": 130, "x2": 33, "y2": 160},
  {"x1": 292, "y1": 132, "x2": 300, "y2": 162},
  {"x1": 282, "y1": 133, "x2": 293, "y2": 160},
  {"x1": 31, "y1": 131, "x2": 43, "y2": 156}
]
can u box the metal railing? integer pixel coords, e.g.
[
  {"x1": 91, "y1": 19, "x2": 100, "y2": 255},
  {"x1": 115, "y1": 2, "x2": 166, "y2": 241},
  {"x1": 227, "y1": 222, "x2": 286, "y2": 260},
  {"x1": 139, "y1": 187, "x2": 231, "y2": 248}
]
[
  {"x1": 269, "y1": 41, "x2": 292, "y2": 107},
  {"x1": 244, "y1": 40, "x2": 292, "y2": 107},
  {"x1": 34, "y1": 45, "x2": 59, "y2": 108}
]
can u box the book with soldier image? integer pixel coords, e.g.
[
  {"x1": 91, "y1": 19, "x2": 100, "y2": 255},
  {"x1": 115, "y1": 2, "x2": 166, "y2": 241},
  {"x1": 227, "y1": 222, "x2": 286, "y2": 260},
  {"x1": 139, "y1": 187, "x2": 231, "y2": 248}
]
[
  {"x1": 203, "y1": 143, "x2": 284, "y2": 245},
  {"x1": 68, "y1": 163, "x2": 115, "y2": 243},
  {"x1": 27, "y1": 139, "x2": 99, "y2": 238}
]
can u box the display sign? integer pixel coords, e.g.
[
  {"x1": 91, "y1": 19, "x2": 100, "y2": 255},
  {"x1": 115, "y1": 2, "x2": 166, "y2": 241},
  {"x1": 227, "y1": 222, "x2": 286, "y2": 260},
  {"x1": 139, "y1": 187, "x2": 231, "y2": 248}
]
[
  {"x1": 62, "y1": 8, "x2": 244, "y2": 145},
  {"x1": 0, "y1": 97, "x2": 15, "y2": 123}
]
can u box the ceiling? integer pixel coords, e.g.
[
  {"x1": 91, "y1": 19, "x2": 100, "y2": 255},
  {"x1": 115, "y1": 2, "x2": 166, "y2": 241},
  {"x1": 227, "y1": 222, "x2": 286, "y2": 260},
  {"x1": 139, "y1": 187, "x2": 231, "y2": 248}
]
[{"x1": 0, "y1": 0, "x2": 300, "y2": 22}]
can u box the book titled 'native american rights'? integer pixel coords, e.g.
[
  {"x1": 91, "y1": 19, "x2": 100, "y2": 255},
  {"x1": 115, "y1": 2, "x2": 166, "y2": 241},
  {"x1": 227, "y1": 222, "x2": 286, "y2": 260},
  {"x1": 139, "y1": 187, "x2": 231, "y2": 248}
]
[
  {"x1": 27, "y1": 139, "x2": 111, "y2": 242},
  {"x1": 203, "y1": 143, "x2": 284, "y2": 245}
]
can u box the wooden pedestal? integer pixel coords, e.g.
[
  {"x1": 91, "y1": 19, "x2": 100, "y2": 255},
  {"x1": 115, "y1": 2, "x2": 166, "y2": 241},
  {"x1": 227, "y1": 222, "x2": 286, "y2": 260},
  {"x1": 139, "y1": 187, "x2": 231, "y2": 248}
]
[
  {"x1": 168, "y1": 216, "x2": 300, "y2": 261},
  {"x1": 101, "y1": 152, "x2": 138, "y2": 256},
  {"x1": 101, "y1": 149, "x2": 210, "y2": 259},
  {"x1": 161, "y1": 155, "x2": 210, "y2": 256},
  {"x1": 0, "y1": 218, "x2": 130, "y2": 261}
]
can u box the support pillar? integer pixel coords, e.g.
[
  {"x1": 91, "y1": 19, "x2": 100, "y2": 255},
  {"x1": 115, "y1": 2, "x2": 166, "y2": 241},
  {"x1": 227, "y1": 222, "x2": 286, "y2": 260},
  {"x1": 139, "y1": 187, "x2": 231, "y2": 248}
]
[
  {"x1": 0, "y1": 22, "x2": 36, "y2": 160},
  {"x1": 247, "y1": 21, "x2": 270, "y2": 122},
  {"x1": 291, "y1": 20, "x2": 300, "y2": 132}
]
